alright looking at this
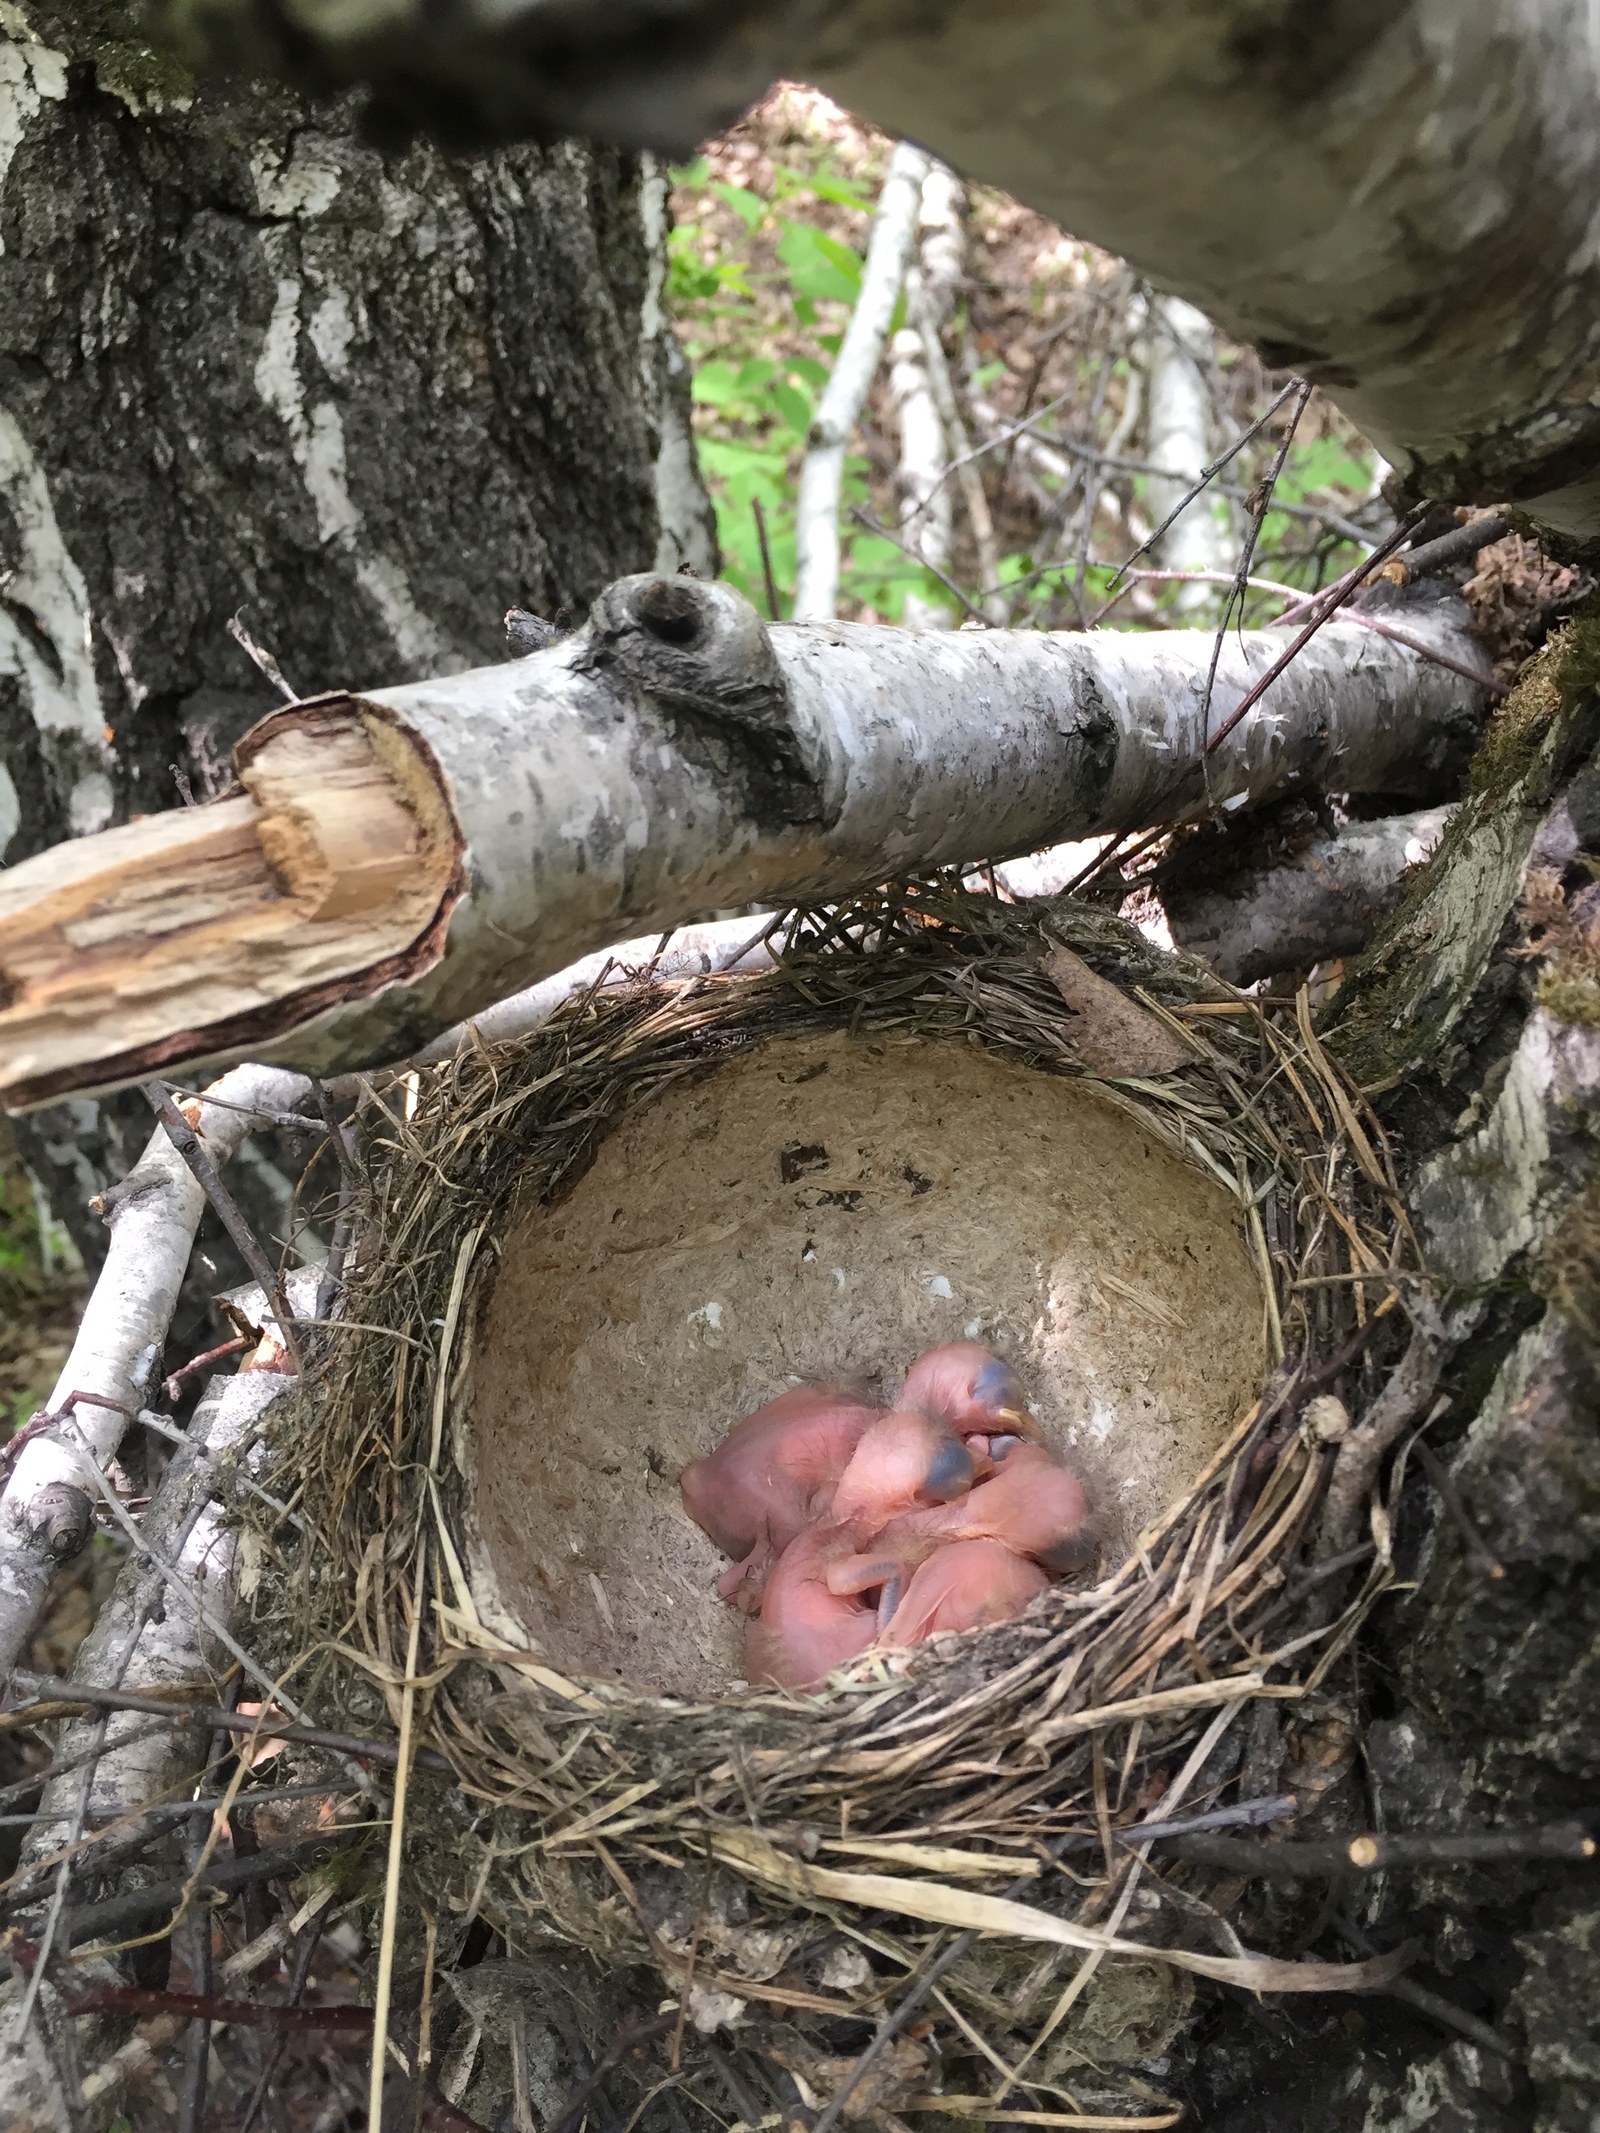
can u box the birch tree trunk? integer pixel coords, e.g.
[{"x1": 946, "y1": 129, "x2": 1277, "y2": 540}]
[
  {"x1": 792, "y1": 140, "x2": 928, "y2": 620},
  {"x1": 1143, "y1": 296, "x2": 1231, "y2": 613},
  {"x1": 0, "y1": 0, "x2": 707, "y2": 1260},
  {"x1": 148, "y1": 0, "x2": 1600, "y2": 549}
]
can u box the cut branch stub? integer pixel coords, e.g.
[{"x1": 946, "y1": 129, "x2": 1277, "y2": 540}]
[
  {"x1": 0, "y1": 702, "x2": 462, "y2": 1108},
  {"x1": 0, "y1": 575, "x2": 1489, "y2": 1105}
]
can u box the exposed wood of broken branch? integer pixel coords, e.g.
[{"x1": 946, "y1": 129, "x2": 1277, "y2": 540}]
[{"x1": 0, "y1": 575, "x2": 1489, "y2": 1106}]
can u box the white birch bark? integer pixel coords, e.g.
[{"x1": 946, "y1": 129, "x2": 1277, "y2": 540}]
[
  {"x1": 0, "y1": 1064, "x2": 310, "y2": 1675},
  {"x1": 16, "y1": 1372, "x2": 296, "y2": 1853},
  {"x1": 0, "y1": 577, "x2": 1492, "y2": 1105},
  {"x1": 889, "y1": 324, "x2": 954, "y2": 629},
  {"x1": 1144, "y1": 296, "x2": 1231, "y2": 613},
  {"x1": 891, "y1": 163, "x2": 970, "y2": 631},
  {"x1": 792, "y1": 141, "x2": 930, "y2": 621}
]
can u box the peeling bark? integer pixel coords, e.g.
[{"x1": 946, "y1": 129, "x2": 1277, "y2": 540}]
[{"x1": 0, "y1": 579, "x2": 1489, "y2": 1102}]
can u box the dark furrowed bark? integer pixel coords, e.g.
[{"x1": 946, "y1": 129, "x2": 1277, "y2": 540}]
[{"x1": 1, "y1": 1, "x2": 692, "y2": 1264}]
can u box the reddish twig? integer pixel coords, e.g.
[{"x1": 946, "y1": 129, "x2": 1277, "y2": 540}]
[
  {"x1": 1071, "y1": 504, "x2": 1431, "y2": 895},
  {"x1": 64, "y1": 1984, "x2": 371, "y2": 2029},
  {"x1": 163, "y1": 1339, "x2": 250, "y2": 1403}
]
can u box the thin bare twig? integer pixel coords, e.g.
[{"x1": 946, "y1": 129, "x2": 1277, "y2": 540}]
[
  {"x1": 143, "y1": 1081, "x2": 304, "y2": 1373},
  {"x1": 1330, "y1": 1915, "x2": 1520, "y2": 2061},
  {"x1": 238, "y1": 1899, "x2": 333, "y2": 2131},
  {"x1": 7, "y1": 1676, "x2": 454, "y2": 1777},
  {"x1": 228, "y1": 611, "x2": 299, "y2": 704},
  {"x1": 1071, "y1": 503, "x2": 1430, "y2": 894},
  {"x1": 1165, "y1": 1823, "x2": 1594, "y2": 1876},
  {"x1": 848, "y1": 505, "x2": 992, "y2": 624},
  {"x1": 1411, "y1": 1436, "x2": 1506, "y2": 1581},
  {"x1": 1093, "y1": 377, "x2": 1305, "y2": 606},
  {"x1": 1198, "y1": 379, "x2": 1314, "y2": 771},
  {"x1": 163, "y1": 1338, "x2": 251, "y2": 1403}
]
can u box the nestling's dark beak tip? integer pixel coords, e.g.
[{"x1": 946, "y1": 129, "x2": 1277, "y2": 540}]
[{"x1": 924, "y1": 1437, "x2": 975, "y2": 1502}]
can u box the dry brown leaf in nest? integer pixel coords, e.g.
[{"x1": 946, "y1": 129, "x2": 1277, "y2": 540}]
[
  {"x1": 1041, "y1": 947, "x2": 1191, "y2": 1077},
  {"x1": 764, "y1": 2022, "x2": 934, "y2": 2120}
]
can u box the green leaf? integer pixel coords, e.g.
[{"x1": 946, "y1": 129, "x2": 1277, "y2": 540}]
[
  {"x1": 787, "y1": 356, "x2": 829, "y2": 389},
  {"x1": 735, "y1": 357, "x2": 776, "y2": 393},
  {"x1": 803, "y1": 168, "x2": 873, "y2": 209},
  {"x1": 690, "y1": 360, "x2": 745, "y2": 407},
  {"x1": 769, "y1": 380, "x2": 813, "y2": 437},
  {"x1": 777, "y1": 220, "x2": 862, "y2": 304},
  {"x1": 669, "y1": 155, "x2": 711, "y2": 188},
  {"x1": 710, "y1": 180, "x2": 766, "y2": 231}
]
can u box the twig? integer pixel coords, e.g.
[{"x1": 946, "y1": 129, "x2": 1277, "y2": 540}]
[
  {"x1": 163, "y1": 1338, "x2": 250, "y2": 1403},
  {"x1": 1197, "y1": 380, "x2": 1313, "y2": 770},
  {"x1": 238, "y1": 1897, "x2": 332, "y2": 2131},
  {"x1": 751, "y1": 497, "x2": 782, "y2": 621},
  {"x1": 1055, "y1": 1793, "x2": 1298, "y2": 1852},
  {"x1": 177, "y1": 1815, "x2": 215, "y2": 2133},
  {"x1": 228, "y1": 611, "x2": 299, "y2": 703},
  {"x1": 135, "y1": 1407, "x2": 310, "y2": 1532},
  {"x1": 1093, "y1": 378, "x2": 1305, "y2": 604},
  {"x1": 143, "y1": 1081, "x2": 304, "y2": 1373},
  {"x1": 1164, "y1": 1823, "x2": 1594, "y2": 1877},
  {"x1": 7, "y1": 1676, "x2": 454, "y2": 1777},
  {"x1": 42, "y1": 1834, "x2": 355, "y2": 1952},
  {"x1": 55, "y1": 1983, "x2": 371, "y2": 2029},
  {"x1": 1411, "y1": 1436, "x2": 1505, "y2": 1580},
  {"x1": 548, "y1": 2012, "x2": 680, "y2": 2133},
  {"x1": 1318, "y1": 1309, "x2": 1445, "y2": 1560},
  {"x1": 1072, "y1": 504, "x2": 1431, "y2": 894},
  {"x1": 1397, "y1": 513, "x2": 1512, "y2": 579},
  {"x1": 162, "y1": 1086, "x2": 328, "y2": 1134},
  {"x1": 2, "y1": 1780, "x2": 374, "y2": 1830},
  {"x1": 848, "y1": 506, "x2": 991, "y2": 625},
  {"x1": 1329, "y1": 1914, "x2": 1520, "y2": 2061},
  {"x1": 1118, "y1": 570, "x2": 1508, "y2": 696}
]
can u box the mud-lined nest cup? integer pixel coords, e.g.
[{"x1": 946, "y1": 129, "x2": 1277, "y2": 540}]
[{"x1": 249, "y1": 885, "x2": 1421, "y2": 2119}]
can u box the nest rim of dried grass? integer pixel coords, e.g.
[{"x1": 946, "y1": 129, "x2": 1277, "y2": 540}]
[{"x1": 248, "y1": 882, "x2": 1426, "y2": 2100}]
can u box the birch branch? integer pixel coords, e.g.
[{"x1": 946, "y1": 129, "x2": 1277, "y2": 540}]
[
  {"x1": 1318, "y1": 1306, "x2": 1448, "y2": 1564},
  {"x1": 0, "y1": 1064, "x2": 309, "y2": 1676},
  {"x1": 792, "y1": 141, "x2": 930, "y2": 621},
  {"x1": 15, "y1": 1372, "x2": 299, "y2": 1866},
  {"x1": 1163, "y1": 806, "x2": 1454, "y2": 985},
  {"x1": 0, "y1": 575, "x2": 1491, "y2": 1107}
]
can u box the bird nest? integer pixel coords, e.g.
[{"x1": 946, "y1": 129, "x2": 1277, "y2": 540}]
[{"x1": 247, "y1": 884, "x2": 1422, "y2": 2124}]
